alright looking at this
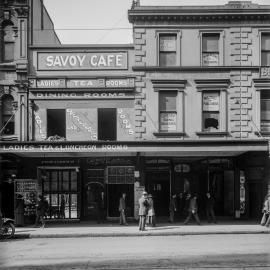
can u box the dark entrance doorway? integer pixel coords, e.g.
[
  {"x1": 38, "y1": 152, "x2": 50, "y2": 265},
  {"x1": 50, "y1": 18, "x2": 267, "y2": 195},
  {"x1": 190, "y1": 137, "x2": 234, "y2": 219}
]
[
  {"x1": 107, "y1": 184, "x2": 134, "y2": 218},
  {"x1": 145, "y1": 170, "x2": 170, "y2": 217}
]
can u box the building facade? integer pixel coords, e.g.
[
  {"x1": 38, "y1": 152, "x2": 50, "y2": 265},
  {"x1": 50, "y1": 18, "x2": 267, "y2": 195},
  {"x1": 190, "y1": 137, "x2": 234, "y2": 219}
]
[{"x1": 0, "y1": 1, "x2": 270, "y2": 222}]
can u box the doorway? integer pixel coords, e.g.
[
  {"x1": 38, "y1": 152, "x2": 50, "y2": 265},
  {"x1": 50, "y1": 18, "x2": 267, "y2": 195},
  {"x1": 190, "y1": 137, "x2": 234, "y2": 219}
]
[{"x1": 145, "y1": 170, "x2": 170, "y2": 216}]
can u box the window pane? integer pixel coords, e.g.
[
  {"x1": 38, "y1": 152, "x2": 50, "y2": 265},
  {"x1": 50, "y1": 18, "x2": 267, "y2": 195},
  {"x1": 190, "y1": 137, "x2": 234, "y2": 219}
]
[
  {"x1": 159, "y1": 52, "x2": 176, "y2": 66},
  {"x1": 4, "y1": 42, "x2": 14, "y2": 62},
  {"x1": 261, "y1": 120, "x2": 270, "y2": 132},
  {"x1": 60, "y1": 194, "x2": 70, "y2": 219},
  {"x1": 2, "y1": 96, "x2": 13, "y2": 115},
  {"x1": 261, "y1": 97, "x2": 270, "y2": 120},
  {"x1": 50, "y1": 194, "x2": 59, "y2": 219},
  {"x1": 202, "y1": 34, "x2": 219, "y2": 52},
  {"x1": 47, "y1": 109, "x2": 66, "y2": 138},
  {"x1": 160, "y1": 112, "x2": 177, "y2": 132},
  {"x1": 202, "y1": 53, "x2": 219, "y2": 66},
  {"x1": 71, "y1": 171, "x2": 78, "y2": 192},
  {"x1": 159, "y1": 92, "x2": 177, "y2": 111},
  {"x1": 71, "y1": 194, "x2": 77, "y2": 219},
  {"x1": 51, "y1": 171, "x2": 58, "y2": 192},
  {"x1": 203, "y1": 112, "x2": 220, "y2": 131},
  {"x1": 203, "y1": 93, "x2": 220, "y2": 111},
  {"x1": 261, "y1": 52, "x2": 270, "y2": 66},
  {"x1": 262, "y1": 34, "x2": 270, "y2": 50},
  {"x1": 159, "y1": 35, "x2": 176, "y2": 51}
]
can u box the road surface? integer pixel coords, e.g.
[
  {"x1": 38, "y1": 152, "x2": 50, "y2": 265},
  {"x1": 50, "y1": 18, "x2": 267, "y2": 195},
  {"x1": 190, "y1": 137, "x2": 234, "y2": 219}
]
[{"x1": 0, "y1": 234, "x2": 270, "y2": 269}]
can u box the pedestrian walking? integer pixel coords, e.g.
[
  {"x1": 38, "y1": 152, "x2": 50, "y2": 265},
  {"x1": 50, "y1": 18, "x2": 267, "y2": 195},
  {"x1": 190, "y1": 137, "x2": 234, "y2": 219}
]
[
  {"x1": 97, "y1": 191, "x2": 106, "y2": 223},
  {"x1": 169, "y1": 194, "x2": 177, "y2": 223},
  {"x1": 138, "y1": 191, "x2": 149, "y2": 231},
  {"x1": 15, "y1": 194, "x2": 24, "y2": 226},
  {"x1": 34, "y1": 195, "x2": 46, "y2": 228},
  {"x1": 119, "y1": 193, "x2": 128, "y2": 225},
  {"x1": 261, "y1": 194, "x2": 270, "y2": 227},
  {"x1": 184, "y1": 194, "x2": 201, "y2": 225},
  {"x1": 147, "y1": 194, "x2": 156, "y2": 227},
  {"x1": 206, "y1": 192, "x2": 217, "y2": 223}
]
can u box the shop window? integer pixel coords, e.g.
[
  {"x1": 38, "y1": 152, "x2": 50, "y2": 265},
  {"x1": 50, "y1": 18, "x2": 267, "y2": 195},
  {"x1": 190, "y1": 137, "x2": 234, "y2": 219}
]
[
  {"x1": 159, "y1": 34, "x2": 177, "y2": 67},
  {"x1": 2, "y1": 23, "x2": 15, "y2": 62},
  {"x1": 1, "y1": 95, "x2": 14, "y2": 135},
  {"x1": 202, "y1": 92, "x2": 220, "y2": 132},
  {"x1": 261, "y1": 33, "x2": 270, "y2": 66},
  {"x1": 260, "y1": 91, "x2": 270, "y2": 132},
  {"x1": 47, "y1": 109, "x2": 66, "y2": 138},
  {"x1": 159, "y1": 91, "x2": 177, "y2": 132},
  {"x1": 202, "y1": 33, "x2": 220, "y2": 66},
  {"x1": 98, "y1": 108, "x2": 116, "y2": 141},
  {"x1": 41, "y1": 168, "x2": 79, "y2": 219}
]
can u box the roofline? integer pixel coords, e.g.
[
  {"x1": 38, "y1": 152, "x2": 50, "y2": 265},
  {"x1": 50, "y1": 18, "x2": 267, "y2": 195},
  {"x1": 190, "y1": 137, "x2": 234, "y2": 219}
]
[{"x1": 29, "y1": 44, "x2": 134, "y2": 50}]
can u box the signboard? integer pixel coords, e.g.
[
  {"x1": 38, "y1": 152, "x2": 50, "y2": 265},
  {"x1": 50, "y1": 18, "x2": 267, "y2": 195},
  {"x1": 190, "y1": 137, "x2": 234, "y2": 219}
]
[
  {"x1": 202, "y1": 53, "x2": 219, "y2": 66},
  {"x1": 15, "y1": 179, "x2": 37, "y2": 217},
  {"x1": 29, "y1": 78, "x2": 135, "y2": 89},
  {"x1": 66, "y1": 108, "x2": 98, "y2": 141},
  {"x1": 160, "y1": 112, "x2": 177, "y2": 132},
  {"x1": 37, "y1": 52, "x2": 128, "y2": 70},
  {"x1": 260, "y1": 67, "x2": 270, "y2": 78},
  {"x1": 117, "y1": 108, "x2": 135, "y2": 141},
  {"x1": 203, "y1": 93, "x2": 220, "y2": 111},
  {"x1": 159, "y1": 37, "x2": 176, "y2": 51},
  {"x1": 34, "y1": 109, "x2": 47, "y2": 140}
]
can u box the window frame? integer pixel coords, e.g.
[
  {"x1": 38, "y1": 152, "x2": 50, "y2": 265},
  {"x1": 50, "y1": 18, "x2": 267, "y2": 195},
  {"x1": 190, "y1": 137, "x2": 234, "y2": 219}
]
[
  {"x1": 261, "y1": 32, "x2": 270, "y2": 66},
  {"x1": 1, "y1": 94, "x2": 15, "y2": 136},
  {"x1": 156, "y1": 30, "x2": 181, "y2": 67},
  {"x1": 195, "y1": 79, "x2": 230, "y2": 136},
  {"x1": 199, "y1": 30, "x2": 224, "y2": 67}
]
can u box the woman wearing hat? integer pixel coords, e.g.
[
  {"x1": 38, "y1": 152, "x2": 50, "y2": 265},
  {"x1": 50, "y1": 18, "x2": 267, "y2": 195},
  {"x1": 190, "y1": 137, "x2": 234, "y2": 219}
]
[{"x1": 147, "y1": 194, "x2": 156, "y2": 227}]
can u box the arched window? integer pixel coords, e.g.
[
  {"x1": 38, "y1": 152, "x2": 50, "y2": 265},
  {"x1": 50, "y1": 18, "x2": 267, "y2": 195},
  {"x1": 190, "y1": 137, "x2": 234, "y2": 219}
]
[
  {"x1": 1, "y1": 95, "x2": 14, "y2": 135},
  {"x1": 2, "y1": 21, "x2": 15, "y2": 62}
]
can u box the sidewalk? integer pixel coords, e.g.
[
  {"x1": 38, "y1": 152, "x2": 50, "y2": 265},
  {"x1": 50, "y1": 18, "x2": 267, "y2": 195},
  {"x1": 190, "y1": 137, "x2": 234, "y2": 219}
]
[{"x1": 15, "y1": 221, "x2": 270, "y2": 238}]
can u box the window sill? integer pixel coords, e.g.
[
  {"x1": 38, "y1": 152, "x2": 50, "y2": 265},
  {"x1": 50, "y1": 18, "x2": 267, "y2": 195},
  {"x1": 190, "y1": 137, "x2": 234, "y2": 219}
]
[
  {"x1": 153, "y1": 132, "x2": 186, "y2": 138},
  {"x1": 196, "y1": 131, "x2": 229, "y2": 137},
  {"x1": 0, "y1": 134, "x2": 18, "y2": 141}
]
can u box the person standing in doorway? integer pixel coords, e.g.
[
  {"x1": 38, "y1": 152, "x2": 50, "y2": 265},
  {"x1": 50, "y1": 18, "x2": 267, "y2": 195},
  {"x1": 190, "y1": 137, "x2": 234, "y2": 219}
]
[
  {"x1": 169, "y1": 194, "x2": 177, "y2": 223},
  {"x1": 97, "y1": 191, "x2": 106, "y2": 223},
  {"x1": 119, "y1": 193, "x2": 128, "y2": 225},
  {"x1": 261, "y1": 194, "x2": 270, "y2": 227},
  {"x1": 60, "y1": 194, "x2": 66, "y2": 219},
  {"x1": 139, "y1": 191, "x2": 149, "y2": 231},
  {"x1": 34, "y1": 195, "x2": 46, "y2": 228},
  {"x1": 147, "y1": 194, "x2": 156, "y2": 227},
  {"x1": 184, "y1": 194, "x2": 201, "y2": 225},
  {"x1": 206, "y1": 192, "x2": 217, "y2": 223}
]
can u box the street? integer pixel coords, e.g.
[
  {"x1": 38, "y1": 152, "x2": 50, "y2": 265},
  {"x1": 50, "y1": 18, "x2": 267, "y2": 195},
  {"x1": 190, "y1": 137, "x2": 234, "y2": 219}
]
[{"x1": 0, "y1": 234, "x2": 270, "y2": 269}]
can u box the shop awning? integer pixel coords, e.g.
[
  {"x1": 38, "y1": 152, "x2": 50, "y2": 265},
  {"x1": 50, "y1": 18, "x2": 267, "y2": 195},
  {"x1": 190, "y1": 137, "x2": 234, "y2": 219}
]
[{"x1": 0, "y1": 139, "x2": 268, "y2": 158}]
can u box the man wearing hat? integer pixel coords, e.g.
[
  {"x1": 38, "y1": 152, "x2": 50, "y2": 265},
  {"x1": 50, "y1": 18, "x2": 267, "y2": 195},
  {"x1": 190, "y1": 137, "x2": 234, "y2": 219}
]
[{"x1": 138, "y1": 191, "x2": 149, "y2": 231}]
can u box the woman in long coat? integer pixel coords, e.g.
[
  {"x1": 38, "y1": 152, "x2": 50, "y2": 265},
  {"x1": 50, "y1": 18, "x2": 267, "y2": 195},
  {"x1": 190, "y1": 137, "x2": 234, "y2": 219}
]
[{"x1": 147, "y1": 194, "x2": 156, "y2": 227}]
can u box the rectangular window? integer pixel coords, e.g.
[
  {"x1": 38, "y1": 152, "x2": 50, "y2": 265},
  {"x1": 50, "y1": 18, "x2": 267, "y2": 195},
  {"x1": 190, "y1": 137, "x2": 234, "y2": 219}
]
[
  {"x1": 159, "y1": 34, "x2": 177, "y2": 67},
  {"x1": 261, "y1": 91, "x2": 270, "y2": 132},
  {"x1": 159, "y1": 91, "x2": 177, "y2": 132},
  {"x1": 47, "y1": 109, "x2": 66, "y2": 138},
  {"x1": 261, "y1": 33, "x2": 270, "y2": 66},
  {"x1": 202, "y1": 92, "x2": 220, "y2": 131},
  {"x1": 202, "y1": 34, "x2": 220, "y2": 66},
  {"x1": 41, "y1": 168, "x2": 79, "y2": 220},
  {"x1": 98, "y1": 108, "x2": 116, "y2": 140}
]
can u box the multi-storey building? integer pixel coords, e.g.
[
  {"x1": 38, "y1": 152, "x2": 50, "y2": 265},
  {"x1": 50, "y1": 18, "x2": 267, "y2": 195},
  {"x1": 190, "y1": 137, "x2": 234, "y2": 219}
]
[
  {"x1": 0, "y1": 1, "x2": 269, "y2": 222},
  {"x1": 0, "y1": 0, "x2": 59, "y2": 217}
]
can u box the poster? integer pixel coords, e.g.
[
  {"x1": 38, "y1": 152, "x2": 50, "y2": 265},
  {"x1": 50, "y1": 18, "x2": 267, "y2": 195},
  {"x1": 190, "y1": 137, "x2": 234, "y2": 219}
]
[
  {"x1": 203, "y1": 93, "x2": 220, "y2": 111},
  {"x1": 160, "y1": 112, "x2": 177, "y2": 132}
]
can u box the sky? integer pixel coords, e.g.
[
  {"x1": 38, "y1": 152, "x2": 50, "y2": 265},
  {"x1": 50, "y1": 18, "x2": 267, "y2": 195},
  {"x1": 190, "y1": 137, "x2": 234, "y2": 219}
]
[{"x1": 43, "y1": 0, "x2": 270, "y2": 44}]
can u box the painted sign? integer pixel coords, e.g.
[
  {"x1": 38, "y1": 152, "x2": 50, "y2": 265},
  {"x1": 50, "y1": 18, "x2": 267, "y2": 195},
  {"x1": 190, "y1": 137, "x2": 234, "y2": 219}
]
[
  {"x1": 160, "y1": 112, "x2": 177, "y2": 132},
  {"x1": 30, "y1": 92, "x2": 134, "y2": 99},
  {"x1": 117, "y1": 108, "x2": 134, "y2": 140},
  {"x1": 203, "y1": 93, "x2": 220, "y2": 111},
  {"x1": 260, "y1": 67, "x2": 270, "y2": 78},
  {"x1": 202, "y1": 53, "x2": 219, "y2": 66},
  {"x1": 37, "y1": 52, "x2": 128, "y2": 70},
  {"x1": 30, "y1": 78, "x2": 135, "y2": 89},
  {"x1": 34, "y1": 109, "x2": 47, "y2": 140},
  {"x1": 66, "y1": 108, "x2": 97, "y2": 141}
]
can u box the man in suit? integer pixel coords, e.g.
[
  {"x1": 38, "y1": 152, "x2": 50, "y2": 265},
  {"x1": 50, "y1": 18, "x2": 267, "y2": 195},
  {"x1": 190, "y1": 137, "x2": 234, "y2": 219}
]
[
  {"x1": 119, "y1": 193, "x2": 128, "y2": 225},
  {"x1": 138, "y1": 191, "x2": 149, "y2": 231},
  {"x1": 184, "y1": 194, "x2": 201, "y2": 225},
  {"x1": 97, "y1": 191, "x2": 106, "y2": 224}
]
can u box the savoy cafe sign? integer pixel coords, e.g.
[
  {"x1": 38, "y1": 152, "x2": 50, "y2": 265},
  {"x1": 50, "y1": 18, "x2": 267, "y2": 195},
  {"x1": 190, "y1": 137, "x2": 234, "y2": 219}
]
[{"x1": 37, "y1": 52, "x2": 128, "y2": 70}]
